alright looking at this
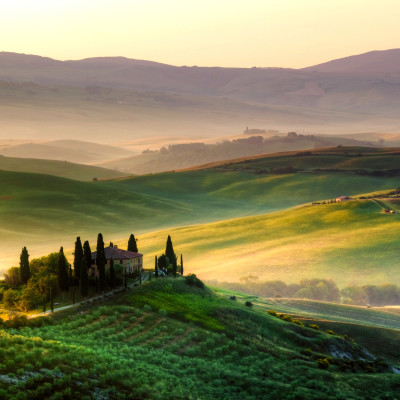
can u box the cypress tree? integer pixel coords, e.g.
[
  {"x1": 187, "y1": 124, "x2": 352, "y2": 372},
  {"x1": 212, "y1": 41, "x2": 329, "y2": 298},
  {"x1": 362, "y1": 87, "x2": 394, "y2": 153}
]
[
  {"x1": 50, "y1": 288, "x2": 54, "y2": 313},
  {"x1": 19, "y1": 246, "x2": 30, "y2": 285},
  {"x1": 80, "y1": 256, "x2": 89, "y2": 298},
  {"x1": 83, "y1": 240, "x2": 92, "y2": 274},
  {"x1": 73, "y1": 237, "x2": 83, "y2": 279},
  {"x1": 128, "y1": 234, "x2": 138, "y2": 252},
  {"x1": 57, "y1": 247, "x2": 69, "y2": 297},
  {"x1": 165, "y1": 235, "x2": 177, "y2": 267},
  {"x1": 155, "y1": 255, "x2": 158, "y2": 278},
  {"x1": 96, "y1": 233, "x2": 106, "y2": 292},
  {"x1": 109, "y1": 258, "x2": 116, "y2": 289},
  {"x1": 180, "y1": 254, "x2": 183, "y2": 276}
]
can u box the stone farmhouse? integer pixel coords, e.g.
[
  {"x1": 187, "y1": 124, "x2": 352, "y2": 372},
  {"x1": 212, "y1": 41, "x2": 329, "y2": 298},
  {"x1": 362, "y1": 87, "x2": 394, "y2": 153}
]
[{"x1": 90, "y1": 245, "x2": 143, "y2": 278}]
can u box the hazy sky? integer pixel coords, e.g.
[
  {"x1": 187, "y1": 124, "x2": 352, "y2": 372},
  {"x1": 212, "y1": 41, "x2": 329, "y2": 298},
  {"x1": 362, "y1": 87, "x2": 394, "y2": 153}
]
[{"x1": 1, "y1": 0, "x2": 399, "y2": 68}]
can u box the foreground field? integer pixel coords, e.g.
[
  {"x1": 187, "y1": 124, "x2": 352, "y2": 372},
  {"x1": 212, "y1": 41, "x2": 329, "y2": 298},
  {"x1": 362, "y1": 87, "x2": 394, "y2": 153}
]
[
  {"x1": 1, "y1": 278, "x2": 398, "y2": 399},
  {"x1": 1, "y1": 167, "x2": 398, "y2": 273}
]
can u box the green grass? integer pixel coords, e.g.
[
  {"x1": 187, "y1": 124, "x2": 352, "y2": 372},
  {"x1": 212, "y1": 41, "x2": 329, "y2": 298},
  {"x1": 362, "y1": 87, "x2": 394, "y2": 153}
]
[
  {"x1": 131, "y1": 197, "x2": 400, "y2": 287},
  {"x1": 1, "y1": 278, "x2": 399, "y2": 399},
  {"x1": 1, "y1": 166, "x2": 399, "y2": 276},
  {"x1": 0, "y1": 155, "x2": 127, "y2": 181}
]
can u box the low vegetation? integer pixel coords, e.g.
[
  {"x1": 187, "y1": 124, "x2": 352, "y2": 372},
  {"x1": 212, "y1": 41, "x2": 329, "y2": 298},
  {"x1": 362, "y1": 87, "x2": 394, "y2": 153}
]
[{"x1": 0, "y1": 278, "x2": 398, "y2": 399}]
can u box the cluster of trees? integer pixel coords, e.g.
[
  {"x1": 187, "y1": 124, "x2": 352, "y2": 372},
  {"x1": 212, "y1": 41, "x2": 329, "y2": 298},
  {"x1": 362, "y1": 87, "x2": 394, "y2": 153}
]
[
  {"x1": 341, "y1": 284, "x2": 400, "y2": 306},
  {"x1": 209, "y1": 277, "x2": 341, "y2": 302},
  {"x1": 1, "y1": 232, "x2": 140, "y2": 311},
  {"x1": 154, "y1": 235, "x2": 183, "y2": 278}
]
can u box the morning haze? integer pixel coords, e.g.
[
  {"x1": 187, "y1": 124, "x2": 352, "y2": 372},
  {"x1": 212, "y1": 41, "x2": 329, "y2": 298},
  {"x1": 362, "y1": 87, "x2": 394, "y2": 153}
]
[{"x1": 0, "y1": 2, "x2": 400, "y2": 399}]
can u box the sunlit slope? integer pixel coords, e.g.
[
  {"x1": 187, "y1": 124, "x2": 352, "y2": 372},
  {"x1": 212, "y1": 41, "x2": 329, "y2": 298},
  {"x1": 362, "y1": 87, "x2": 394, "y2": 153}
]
[
  {"x1": 0, "y1": 168, "x2": 398, "y2": 272},
  {"x1": 134, "y1": 199, "x2": 400, "y2": 287},
  {"x1": 0, "y1": 155, "x2": 127, "y2": 181}
]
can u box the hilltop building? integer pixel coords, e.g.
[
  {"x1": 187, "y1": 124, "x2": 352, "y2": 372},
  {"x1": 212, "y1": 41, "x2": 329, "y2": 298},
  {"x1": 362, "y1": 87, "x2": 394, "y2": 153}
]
[
  {"x1": 90, "y1": 245, "x2": 143, "y2": 277},
  {"x1": 335, "y1": 196, "x2": 352, "y2": 202}
]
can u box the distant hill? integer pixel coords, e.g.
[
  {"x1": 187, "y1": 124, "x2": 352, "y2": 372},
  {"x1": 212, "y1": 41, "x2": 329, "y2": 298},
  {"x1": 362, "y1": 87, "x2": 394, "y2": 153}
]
[
  {"x1": 1, "y1": 50, "x2": 400, "y2": 140},
  {"x1": 0, "y1": 155, "x2": 128, "y2": 181},
  {"x1": 302, "y1": 48, "x2": 400, "y2": 75},
  {"x1": 0, "y1": 139, "x2": 134, "y2": 164},
  {"x1": 98, "y1": 135, "x2": 377, "y2": 175}
]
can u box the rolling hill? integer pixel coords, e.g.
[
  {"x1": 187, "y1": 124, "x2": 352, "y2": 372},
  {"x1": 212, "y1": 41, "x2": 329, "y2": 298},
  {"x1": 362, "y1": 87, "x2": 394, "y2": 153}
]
[
  {"x1": 1, "y1": 50, "x2": 400, "y2": 142},
  {"x1": 98, "y1": 136, "x2": 377, "y2": 175},
  {"x1": 0, "y1": 155, "x2": 128, "y2": 181},
  {"x1": 0, "y1": 139, "x2": 135, "y2": 165},
  {"x1": 1, "y1": 278, "x2": 398, "y2": 399},
  {"x1": 1, "y1": 150, "x2": 399, "y2": 279}
]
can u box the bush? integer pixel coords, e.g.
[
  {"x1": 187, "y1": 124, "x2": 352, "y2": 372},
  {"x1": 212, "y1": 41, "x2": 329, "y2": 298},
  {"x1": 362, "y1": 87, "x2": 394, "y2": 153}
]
[
  {"x1": 316, "y1": 358, "x2": 330, "y2": 369},
  {"x1": 267, "y1": 310, "x2": 277, "y2": 317},
  {"x1": 309, "y1": 324, "x2": 320, "y2": 331},
  {"x1": 185, "y1": 274, "x2": 204, "y2": 288},
  {"x1": 230, "y1": 296, "x2": 236, "y2": 301},
  {"x1": 245, "y1": 301, "x2": 253, "y2": 308}
]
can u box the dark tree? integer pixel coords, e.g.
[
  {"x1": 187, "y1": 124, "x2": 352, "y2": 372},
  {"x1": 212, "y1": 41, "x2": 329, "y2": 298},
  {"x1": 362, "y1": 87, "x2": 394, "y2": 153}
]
[
  {"x1": 98, "y1": 250, "x2": 106, "y2": 292},
  {"x1": 50, "y1": 288, "x2": 54, "y2": 313},
  {"x1": 80, "y1": 256, "x2": 89, "y2": 297},
  {"x1": 158, "y1": 254, "x2": 170, "y2": 270},
  {"x1": 57, "y1": 247, "x2": 69, "y2": 297},
  {"x1": 109, "y1": 258, "x2": 116, "y2": 289},
  {"x1": 155, "y1": 255, "x2": 159, "y2": 278},
  {"x1": 73, "y1": 237, "x2": 83, "y2": 279},
  {"x1": 96, "y1": 233, "x2": 106, "y2": 292},
  {"x1": 180, "y1": 254, "x2": 183, "y2": 276},
  {"x1": 165, "y1": 235, "x2": 177, "y2": 267},
  {"x1": 128, "y1": 234, "x2": 138, "y2": 252},
  {"x1": 19, "y1": 246, "x2": 30, "y2": 284},
  {"x1": 109, "y1": 241, "x2": 114, "y2": 247},
  {"x1": 83, "y1": 240, "x2": 92, "y2": 273}
]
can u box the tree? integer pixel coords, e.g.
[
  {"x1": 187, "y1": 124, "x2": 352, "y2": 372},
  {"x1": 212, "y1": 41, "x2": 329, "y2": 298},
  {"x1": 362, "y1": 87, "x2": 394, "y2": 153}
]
[
  {"x1": 4, "y1": 266, "x2": 21, "y2": 288},
  {"x1": 83, "y1": 240, "x2": 92, "y2": 279},
  {"x1": 19, "y1": 246, "x2": 30, "y2": 284},
  {"x1": 109, "y1": 258, "x2": 116, "y2": 289},
  {"x1": 57, "y1": 247, "x2": 69, "y2": 298},
  {"x1": 165, "y1": 236, "x2": 177, "y2": 267},
  {"x1": 180, "y1": 254, "x2": 183, "y2": 276},
  {"x1": 96, "y1": 233, "x2": 106, "y2": 291},
  {"x1": 158, "y1": 254, "x2": 170, "y2": 270},
  {"x1": 155, "y1": 255, "x2": 158, "y2": 278},
  {"x1": 73, "y1": 237, "x2": 83, "y2": 279},
  {"x1": 128, "y1": 234, "x2": 138, "y2": 252},
  {"x1": 80, "y1": 256, "x2": 89, "y2": 298}
]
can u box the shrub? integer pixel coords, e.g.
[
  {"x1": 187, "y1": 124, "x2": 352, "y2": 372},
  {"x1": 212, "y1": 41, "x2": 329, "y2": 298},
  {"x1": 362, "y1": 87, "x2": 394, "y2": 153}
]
[
  {"x1": 185, "y1": 274, "x2": 204, "y2": 288},
  {"x1": 267, "y1": 310, "x2": 277, "y2": 317},
  {"x1": 230, "y1": 296, "x2": 236, "y2": 301},
  {"x1": 326, "y1": 330, "x2": 336, "y2": 335},
  {"x1": 309, "y1": 324, "x2": 320, "y2": 331},
  {"x1": 143, "y1": 304, "x2": 152, "y2": 312},
  {"x1": 292, "y1": 319, "x2": 304, "y2": 327},
  {"x1": 316, "y1": 358, "x2": 330, "y2": 369},
  {"x1": 245, "y1": 301, "x2": 253, "y2": 308}
]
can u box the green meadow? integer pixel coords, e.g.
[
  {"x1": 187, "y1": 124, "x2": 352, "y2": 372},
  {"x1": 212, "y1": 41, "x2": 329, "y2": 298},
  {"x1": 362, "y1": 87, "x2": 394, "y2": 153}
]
[
  {"x1": 0, "y1": 155, "x2": 127, "y2": 181},
  {"x1": 1, "y1": 278, "x2": 398, "y2": 399},
  {"x1": 1, "y1": 166, "x2": 399, "y2": 273},
  {"x1": 132, "y1": 198, "x2": 400, "y2": 287}
]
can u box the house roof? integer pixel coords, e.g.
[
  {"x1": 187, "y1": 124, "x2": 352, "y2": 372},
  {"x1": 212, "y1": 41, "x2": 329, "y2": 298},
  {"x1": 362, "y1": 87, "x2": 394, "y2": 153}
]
[{"x1": 91, "y1": 246, "x2": 142, "y2": 260}]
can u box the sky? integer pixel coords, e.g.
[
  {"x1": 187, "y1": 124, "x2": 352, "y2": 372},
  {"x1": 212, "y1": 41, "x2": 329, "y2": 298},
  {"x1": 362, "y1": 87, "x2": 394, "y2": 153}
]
[{"x1": 1, "y1": 0, "x2": 399, "y2": 68}]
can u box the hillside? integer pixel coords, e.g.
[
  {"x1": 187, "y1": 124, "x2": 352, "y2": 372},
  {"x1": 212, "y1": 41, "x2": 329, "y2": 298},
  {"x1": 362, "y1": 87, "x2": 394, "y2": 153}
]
[
  {"x1": 0, "y1": 155, "x2": 127, "y2": 181},
  {"x1": 0, "y1": 139, "x2": 135, "y2": 165},
  {"x1": 131, "y1": 197, "x2": 400, "y2": 287},
  {"x1": 1, "y1": 164, "x2": 399, "y2": 273},
  {"x1": 2, "y1": 51, "x2": 400, "y2": 141},
  {"x1": 303, "y1": 48, "x2": 400, "y2": 75},
  {"x1": 1, "y1": 278, "x2": 398, "y2": 399},
  {"x1": 98, "y1": 136, "x2": 376, "y2": 175}
]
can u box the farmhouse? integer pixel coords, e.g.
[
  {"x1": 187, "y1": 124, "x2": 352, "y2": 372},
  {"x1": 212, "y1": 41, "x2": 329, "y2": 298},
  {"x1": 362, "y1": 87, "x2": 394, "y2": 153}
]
[
  {"x1": 90, "y1": 245, "x2": 143, "y2": 277},
  {"x1": 336, "y1": 196, "x2": 352, "y2": 202}
]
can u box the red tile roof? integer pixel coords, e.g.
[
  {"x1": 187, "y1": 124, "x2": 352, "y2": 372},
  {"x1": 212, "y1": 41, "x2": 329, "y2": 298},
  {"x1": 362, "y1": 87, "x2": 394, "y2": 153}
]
[{"x1": 91, "y1": 246, "x2": 142, "y2": 260}]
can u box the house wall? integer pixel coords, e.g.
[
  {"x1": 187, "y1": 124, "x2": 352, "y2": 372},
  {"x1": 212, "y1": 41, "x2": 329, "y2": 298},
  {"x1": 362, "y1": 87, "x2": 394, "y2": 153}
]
[{"x1": 90, "y1": 257, "x2": 143, "y2": 278}]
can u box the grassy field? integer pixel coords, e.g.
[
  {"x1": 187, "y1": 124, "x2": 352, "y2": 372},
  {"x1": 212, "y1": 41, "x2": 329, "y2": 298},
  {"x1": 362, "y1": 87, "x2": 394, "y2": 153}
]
[
  {"x1": 130, "y1": 197, "x2": 400, "y2": 287},
  {"x1": 1, "y1": 278, "x2": 398, "y2": 399},
  {"x1": 1, "y1": 167, "x2": 399, "y2": 273},
  {"x1": 0, "y1": 155, "x2": 127, "y2": 181}
]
